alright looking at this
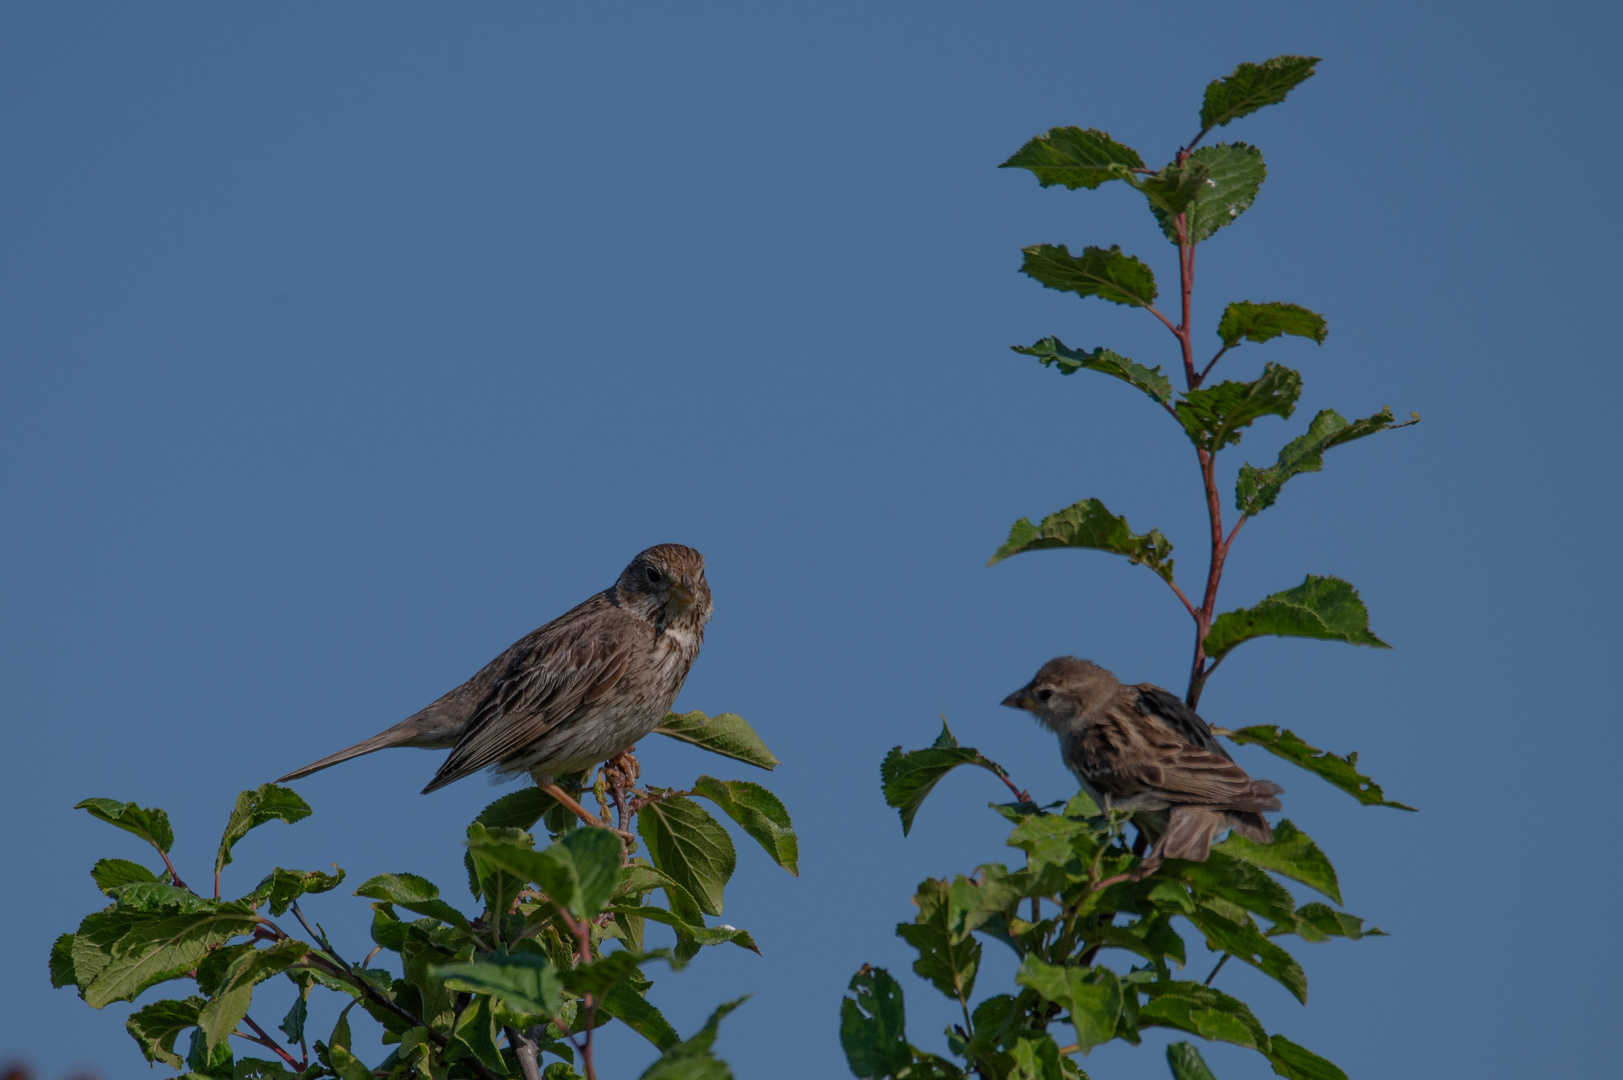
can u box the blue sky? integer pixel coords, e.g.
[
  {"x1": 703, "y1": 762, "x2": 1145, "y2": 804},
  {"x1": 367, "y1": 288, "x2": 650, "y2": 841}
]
[{"x1": 2, "y1": 3, "x2": 1618, "y2": 1078}]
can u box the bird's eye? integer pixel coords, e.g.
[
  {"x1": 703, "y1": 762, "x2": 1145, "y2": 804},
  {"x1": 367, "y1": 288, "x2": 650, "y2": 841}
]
[
  {"x1": 645, "y1": 567, "x2": 662, "y2": 583},
  {"x1": 1036, "y1": 689, "x2": 1053, "y2": 703}
]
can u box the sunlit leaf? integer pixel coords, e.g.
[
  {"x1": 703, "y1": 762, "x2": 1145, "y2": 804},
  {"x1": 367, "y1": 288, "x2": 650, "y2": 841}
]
[
  {"x1": 91, "y1": 858, "x2": 159, "y2": 894},
  {"x1": 900, "y1": 879, "x2": 982, "y2": 1004},
  {"x1": 653, "y1": 710, "x2": 780, "y2": 771},
  {"x1": 989, "y1": 497, "x2": 1174, "y2": 581},
  {"x1": 1200, "y1": 55, "x2": 1321, "y2": 131},
  {"x1": 692, "y1": 776, "x2": 798, "y2": 876},
  {"x1": 1137, "y1": 981, "x2": 1269, "y2": 1051},
  {"x1": 215, "y1": 784, "x2": 312, "y2": 878},
  {"x1": 1015, "y1": 957, "x2": 1121, "y2": 1054},
  {"x1": 1186, "y1": 905, "x2": 1308, "y2": 1003},
  {"x1": 881, "y1": 723, "x2": 1012, "y2": 835},
  {"x1": 1214, "y1": 819, "x2": 1340, "y2": 904},
  {"x1": 1218, "y1": 301, "x2": 1327, "y2": 348},
  {"x1": 1206, "y1": 574, "x2": 1387, "y2": 663},
  {"x1": 432, "y1": 951, "x2": 563, "y2": 1020},
  {"x1": 125, "y1": 996, "x2": 203, "y2": 1068},
  {"x1": 1150, "y1": 144, "x2": 1266, "y2": 245},
  {"x1": 75, "y1": 798, "x2": 175, "y2": 855},
  {"x1": 1237, "y1": 408, "x2": 1417, "y2": 516},
  {"x1": 638, "y1": 796, "x2": 736, "y2": 917},
  {"x1": 83, "y1": 905, "x2": 260, "y2": 1008},
  {"x1": 1176, "y1": 362, "x2": 1300, "y2": 452}
]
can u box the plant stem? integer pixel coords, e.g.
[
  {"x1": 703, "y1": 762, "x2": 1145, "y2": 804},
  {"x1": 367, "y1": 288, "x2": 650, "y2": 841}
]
[
  {"x1": 555, "y1": 905, "x2": 599, "y2": 1080},
  {"x1": 239, "y1": 1013, "x2": 303, "y2": 1072},
  {"x1": 506, "y1": 1026, "x2": 543, "y2": 1080},
  {"x1": 1204, "y1": 953, "x2": 1230, "y2": 986}
]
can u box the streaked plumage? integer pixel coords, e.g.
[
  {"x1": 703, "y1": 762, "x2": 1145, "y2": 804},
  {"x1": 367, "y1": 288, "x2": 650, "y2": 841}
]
[
  {"x1": 1001, "y1": 657, "x2": 1282, "y2": 869},
  {"x1": 277, "y1": 544, "x2": 713, "y2": 796}
]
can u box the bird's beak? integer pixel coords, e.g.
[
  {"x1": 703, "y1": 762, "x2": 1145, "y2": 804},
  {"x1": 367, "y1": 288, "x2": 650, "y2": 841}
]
[
  {"x1": 667, "y1": 581, "x2": 696, "y2": 607},
  {"x1": 1002, "y1": 686, "x2": 1035, "y2": 712}
]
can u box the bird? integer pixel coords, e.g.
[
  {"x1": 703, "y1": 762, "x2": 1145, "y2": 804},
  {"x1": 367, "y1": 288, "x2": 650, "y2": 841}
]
[
  {"x1": 277, "y1": 544, "x2": 713, "y2": 828},
  {"x1": 1001, "y1": 656, "x2": 1282, "y2": 871}
]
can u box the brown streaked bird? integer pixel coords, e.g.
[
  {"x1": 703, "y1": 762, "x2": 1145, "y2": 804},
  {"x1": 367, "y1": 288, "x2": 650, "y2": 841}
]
[
  {"x1": 1002, "y1": 657, "x2": 1282, "y2": 871},
  {"x1": 277, "y1": 544, "x2": 713, "y2": 827}
]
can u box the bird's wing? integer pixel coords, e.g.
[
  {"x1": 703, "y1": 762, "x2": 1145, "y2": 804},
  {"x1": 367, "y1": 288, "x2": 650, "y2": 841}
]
[
  {"x1": 1089, "y1": 688, "x2": 1270, "y2": 806},
  {"x1": 422, "y1": 595, "x2": 641, "y2": 791},
  {"x1": 1133, "y1": 685, "x2": 1229, "y2": 757}
]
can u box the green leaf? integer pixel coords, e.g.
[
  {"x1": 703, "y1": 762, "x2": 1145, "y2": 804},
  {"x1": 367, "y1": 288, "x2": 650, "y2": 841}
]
[
  {"x1": 1224, "y1": 725, "x2": 1413, "y2": 810},
  {"x1": 560, "y1": 948, "x2": 667, "y2": 1000},
  {"x1": 637, "y1": 997, "x2": 746, "y2": 1080},
  {"x1": 235, "y1": 1057, "x2": 299, "y2": 1079},
  {"x1": 197, "y1": 940, "x2": 311, "y2": 1050},
  {"x1": 1176, "y1": 361, "x2": 1300, "y2": 452},
  {"x1": 606, "y1": 899, "x2": 760, "y2": 960},
  {"x1": 881, "y1": 722, "x2": 1012, "y2": 835},
  {"x1": 50, "y1": 932, "x2": 78, "y2": 989},
  {"x1": 988, "y1": 497, "x2": 1175, "y2": 581},
  {"x1": 448, "y1": 993, "x2": 505, "y2": 1076},
  {"x1": 1000, "y1": 127, "x2": 1145, "y2": 189},
  {"x1": 1137, "y1": 981, "x2": 1269, "y2": 1051},
  {"x1": 433, "y1": 951, "x2": 563, "y2": 1020},
  {"x1": 187, "y1": 1025, "x2": 235, "y2": 1078},
  {"x1": 215, "y1": 784, "x2": 313, "y2": 878},
  {"x1": 840, "y1": 967, "x2": 913, "y2": 1080},
  {"x1": 465, "y1": 821, "x2": 533, "y2": 913},
  {"x1": 92, "y1": 858, "x2": 160, "y2": 894},
  {"x1": 1172, "y1": 851, "x2": 1297, "y2": 925},
  {"x1": 898, "y1": 879, "x2": 982, "y2": 1005},
  {"x1": 1007, "y1": 1034, "x2": 1065, "y2": 1080},
  {"x1": 475, "y1": 786, "x2": 557, "y2": 832},
  {"x1": 1200, "y1": 56, "x2": 1321, "y2": 131},
  {"x1": 1186, "y1": 906, "x2": 1308, "y2": 1003},
  {"x1": 126, "y1": 996, "x2": 204, "y2": 1068},
  {"x1": 242, "y1": 866, "x2": 346, "y2": 917},
  {"x1": 1213, "y1": 820, "x2": 1340, "y2": 904},
  {"x1": 1150, "y1": 144, "x2": 1266, "y2": 245},
  {"x1": 465, "y1": 828, "x2": 623, "y2": 920},
  {"x1": 653, "y1": 710, "x2": 780, "y2": 771},
  {"x1": 1276, "y1": 902, "x2": 1384, "y2": 943},
  {"x1": 1132, "y1": 158, "x2": 1213, "y2": 218},
  {"x1": 75, "y1": 798, "x2": 175, "y2": 855},
  {"x1": 1020, "y1": 243, "x2": 1158, "y2": 308},
  {"x1": 1237, "y1": 407, "x2": 1417, "y2": 516},
  {"x1": 1011, "y1": 336, "x2": 1173, "y2": 406},
  {"x1": 1205, "y1": 575, "x2": 1388, "y2": 663},
  {"x1": 600, "y1": 980, "x2": 683, "y2": 1052},
  {"x1": 692, "y1": 776, "x2": 799, "y2": 876},
  {"x1": 279, "y1": 992, "x2": 307, "y2": 1044},
  {"x1": 83, "y1": 905, "x2": 261, "y2": 1008},
  {"x1": 1167, "y1": 1042, "x2": 1219, "y2": 1080},
  {"x1": 106, "y1": 881, "x2": 213, "y2": 912},
  {"x1": 353, "y1": 873, "x2": 472, "y2": 930},
  {"x1": 1265, "y1": 1035, "x2": 1349, "y2": 1080},
  {"x1": 638, "y1": 796, "x2": 736, "y2": 917},
  {"x1": 1218, "y1": 302, "x2": 1327, "y2": 348},
  {"x1": 1015, "y1": 957, "x2": 1121, "y2": 1054}
]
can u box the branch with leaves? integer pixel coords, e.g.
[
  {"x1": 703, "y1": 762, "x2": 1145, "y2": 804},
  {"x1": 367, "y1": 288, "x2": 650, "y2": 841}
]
[{"x1": 53, "y1": 710, "x2": 792, "y2": 1080}]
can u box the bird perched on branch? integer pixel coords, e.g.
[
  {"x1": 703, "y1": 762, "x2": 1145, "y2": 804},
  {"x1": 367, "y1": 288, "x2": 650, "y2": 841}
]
[
  {"x1": 278, "y1": 544, "x2": 713, "y2": 828},
  {"x1": 1001, "y1": 657, "x2": 1282, "y2": 871}
]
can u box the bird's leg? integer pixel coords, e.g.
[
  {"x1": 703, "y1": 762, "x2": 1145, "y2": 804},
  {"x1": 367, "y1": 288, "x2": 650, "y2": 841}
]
[
  {"x1": 602, "y1": 750, "x2": 639, "y2": 833},
  {"x1": 537, "y1": 780, "x2": 636, "y2": 846}
]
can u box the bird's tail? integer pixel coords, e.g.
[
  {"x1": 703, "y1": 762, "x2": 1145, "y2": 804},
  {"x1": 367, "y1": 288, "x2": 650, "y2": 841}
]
[
  {"x1": 1155, "y1": 807, "x2": 1225, "y2": 863},
  {"x1": 276, "y1": 709, "x2": 464, "y2": 783}
]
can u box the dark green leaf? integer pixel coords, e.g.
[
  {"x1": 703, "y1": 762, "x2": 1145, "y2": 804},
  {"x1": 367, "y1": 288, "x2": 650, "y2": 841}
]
[
  {"x1": 214, "y1": 784, "x2": 312, "y2": 879},
  {"x1": 601, "y1": 980, "x2": 683, "y2": 1052},
  {"x1": 1006, "y1": 813, "x2": 1097, "y2": 887},
  {"x1": 692, "y1": 775, "x2": 798, "y2": 876},
  {"x1": 1133, "y1": 158, "x2": 1213, "y2": 217},
  {"x1": 234, "y1": 1057, "x2": 298, "y2": 1079},
  {"x1": 1014, "y1": 957, "x2": 1121, "y2": 1054},
  {"x1": 1137, "y1": 981, "x2": 1269, "y2": 1051},
  {"x1": 197, "y1": 940, "x2": 310, "y2": 1050},
  {"x1": 106, "y1": 881, "x2": 213, "y2": 912},
  {"x1": 840, "y1": 967, "x2": 912, "y2": 1080},
  {"x1": 242, "y1": 866, "x2": 346, "y2": 917},
  {"x1": 881, "y1": 722, "x2": 1011, "y2": 835},
  {"x1": 1000, "y1": 127, "x2": 1145, "y2": 189},
  {"x1": 465, "y1": 829, "x2": 622, "y2": 919},
  {"x1": 1266, "y1": 1035, "x2": 1348, "y2": 1080},
  {"x1": 448, "y1": 993, "x2": 505, "y2": 1075},
  {"x1": 1200, "y1": 56, "x2": 1321, "y2": 131},
  {"x1": 1007, "y1": 1034, "x2": 1065, "y2": 1080},
  {"x1": 1218, "y1": 302, "x2": 1327, "y2": 348},
  {"x1": 899, "y1": 879, "x2": 981, "y2": 1004},
  {"x1": 1206, "y1": 575, "x2": 1388, "y2": 664},
  {"x1": 653, "y1": 710, "x2": 780, "y2": 771},
  {"x1": 279, "y1": 991, "x2": 307, "y2": 1044},
  {"x1": 433, "y1": 951, "x2": 563, "y2": 1020},
  {"x1": 83, "y1": 905, "x2": 260, "y2": 1008},
  {"x1": 75, "y1": 798, "x2": 175, "y2": 855},
  {"x1": 353, "y1": 873, "x2": 472, "y2": 930},
  {"x1": 637, "y1": 997, "x2": 746, "y2": 1080},
  {"x1": 638, "y1": 796, "x2": 736, "y2": 917},
  {"x1": 126, "y1": 996, "x2": 204, "y2": 1068},
  {"x1": 1011, "y1": 336, "x2": 1174, "y2": 406},
  {"x1": 606, "y1": 901, "x2": 760, "y2": 959},
  {"x1": 1151, "y1": 144, "x2": 1266, "y2": 245},
  {"x1": 92, "y1": 858, "x2": 160, "y2": 894},
  {"x1": 1186, "y1": 906, "x2": 1308, "y2": 1003},
  {"x1": 1171, "y1": 851, "x2": 1297, "y2": 924},
  {"x1": 1277, "y1": 902, "x2": 1384, "y2": 943},
  {"x1": 1237, "y1": 408, "x2": 1418, "y2": 516},
  {"x1": 1225, "y1": 725, "x2": 1412, "y2": 810},
  {"x1": 187, "y1": 1025, "x2": 235, "y2": 1078},
  {"x1": 1176, "y1": 362, "x2": 1300, "y2": 452},
  {"x1": 1213, "y1": 820, "x2": 1340, "y2": 904},
  {"x1": 988, "y1": 497, "x2": 1175, "y2": 582},
  {"x1": 1167, "y1": 1042, "x2": 1219, "y2": 1080},
  {"x1": 50, "y1": 932, "x2": 77, "y2": 989},
  {"x1": 465, "y1": 821, "x2": 533, "y2": 913},
  {"x1": 475, "y1": 786, "x2": 557, "y2": 832},
  {"x1": 1020, "y1": 244, "x2": 1158, "y2": 308}
]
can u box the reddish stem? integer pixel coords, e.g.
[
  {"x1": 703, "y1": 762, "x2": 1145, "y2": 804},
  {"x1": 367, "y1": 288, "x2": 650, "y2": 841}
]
[
  {"x1": 240, "y1": 1013, "x2": 304, "y2": 1072},
  {"x1": 554, "y1": 906, "x2": 598, "y2": 1080}
]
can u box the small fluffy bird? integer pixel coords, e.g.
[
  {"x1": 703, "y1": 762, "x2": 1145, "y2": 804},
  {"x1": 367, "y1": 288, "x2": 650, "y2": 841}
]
[
  {"x1": 1002, "y1": 657, "x2": 1282, "y2": 870},
  {"x1": 278, "y1": 544, "x2": 713, "y2": 823}
]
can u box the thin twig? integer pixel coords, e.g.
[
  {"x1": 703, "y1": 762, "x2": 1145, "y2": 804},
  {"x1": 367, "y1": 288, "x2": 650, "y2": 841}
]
[
  {"x1": 1204, "y1": 953, "x2": 1230, "y2": 986},
  {"x1": 1143, "y1": 303, "x2": 1181, "y2": 337},
  {"x1": 157, "y1": 849, "x2": 188, "y2": 891},
  {"x1": 238, "y1": 1013, "x2": 304, "y2": 1072},
  {"x1": 1163, "y1": 575, "x2": 1199, "y2": 620},
  {"x1": 1198, "y1": 344, "x2": 1231, "y2": 385}
]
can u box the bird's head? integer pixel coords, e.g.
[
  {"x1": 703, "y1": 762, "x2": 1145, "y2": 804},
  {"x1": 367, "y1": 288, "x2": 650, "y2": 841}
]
[
  {"x1": 617, "y1": 544, "x2": 714, "y2": 630},
  {"x1": 1001, "y1": 656, "x2": 1120, "y2": 734}
]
